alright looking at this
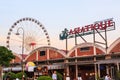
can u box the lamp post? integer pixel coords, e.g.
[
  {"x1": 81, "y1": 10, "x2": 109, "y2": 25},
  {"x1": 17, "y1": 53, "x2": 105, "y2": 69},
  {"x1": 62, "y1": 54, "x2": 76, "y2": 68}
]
[{"x1": 16, "y1": 27, "x2": 25, "y2": 80}]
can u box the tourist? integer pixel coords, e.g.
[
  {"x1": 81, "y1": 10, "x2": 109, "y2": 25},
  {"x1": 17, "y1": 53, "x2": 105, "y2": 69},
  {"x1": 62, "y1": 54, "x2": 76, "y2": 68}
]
[
  {"x1": 105, "y1": 74, "x2": 111, "y2": 80},
  {"x1": 16, "y1": 78, "x2": 19, "y2": 80},
  {"x1": 6, "y1": 74, "x2": 10, "y2": 80},
  {"x1": 78, "y1": 73, "x2": 82, "y2": 80},
  {"x1": 66, "y1": 74, "x2": 70, "y2": 80},
  {"x1": 52, "y1": 71, "x2": 57, "y2": 80}
]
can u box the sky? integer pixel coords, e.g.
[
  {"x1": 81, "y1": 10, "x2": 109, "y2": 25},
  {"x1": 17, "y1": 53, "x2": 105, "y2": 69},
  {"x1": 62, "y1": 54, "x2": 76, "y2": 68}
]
[{"x1": 0, "y1": 0, "x2": 120, "y2": 54}]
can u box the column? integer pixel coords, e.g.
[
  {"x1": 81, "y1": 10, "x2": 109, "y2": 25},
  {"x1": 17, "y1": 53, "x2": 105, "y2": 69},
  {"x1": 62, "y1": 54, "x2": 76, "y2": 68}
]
[
  {"x1": 98, "y1": 64, "x2": 100, "y2": 78},
  {"x1": 117, "y1": 62, "x2": 119, "y2": 71},
  {"x1": 75, "y1": 64, "x2": 78, "y2": 79},
  {"x1": 106, "y1": 65, "x2": 109, "y2": 74},
  {"x1": 66, "y1": 60, "x2": 69, "y2": 76},
  {"x1": 75, "y1": 48, "x2": 78, "y2": 79},
  {"x1": 36, "y1": 50, "x2": 38, "y2": 61},
  {"x1": 47, "y1": 48, "x2": 49, "y2": 60},
  {"x1": 94, "y1": 64, "x2": 97, "y2": 80}
]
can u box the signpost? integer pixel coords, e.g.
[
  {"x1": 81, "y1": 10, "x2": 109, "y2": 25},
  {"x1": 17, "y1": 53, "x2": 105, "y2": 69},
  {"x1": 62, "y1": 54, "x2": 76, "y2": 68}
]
[{"x1": 60, "y1": 18, "x2": 115, "y2": 40}]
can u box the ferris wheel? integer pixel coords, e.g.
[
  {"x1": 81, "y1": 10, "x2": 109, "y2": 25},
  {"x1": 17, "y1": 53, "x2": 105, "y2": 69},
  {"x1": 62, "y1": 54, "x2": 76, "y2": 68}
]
[{"x1": 6, "y1": 17, "x2": 50, "y2": 54}]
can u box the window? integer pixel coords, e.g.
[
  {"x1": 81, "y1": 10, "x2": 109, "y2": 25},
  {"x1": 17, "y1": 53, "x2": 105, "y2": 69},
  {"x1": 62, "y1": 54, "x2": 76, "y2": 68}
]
[
  {"x1": 40, "y1": 51, "x2": 46, "y2": 56},
  {"x1": 80, "y1": 47, "x2": 90, "y2": 51}
]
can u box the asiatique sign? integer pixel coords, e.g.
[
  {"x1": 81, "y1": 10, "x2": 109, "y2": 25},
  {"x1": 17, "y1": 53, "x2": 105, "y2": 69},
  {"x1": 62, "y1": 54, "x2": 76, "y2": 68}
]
[{"x1": 59, "y1": 18, "x2": 115, "y2": 40}]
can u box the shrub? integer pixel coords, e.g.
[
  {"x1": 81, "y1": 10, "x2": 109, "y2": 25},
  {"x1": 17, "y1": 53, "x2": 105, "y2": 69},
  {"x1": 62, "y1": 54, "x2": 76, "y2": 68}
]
[
  {"x1": 37, "y1": 76, "x2": 52, "y2": 80},
  {"x1": 3, "y1": 72, "x2": 16, "y2": 80},
  {"x1": 16, "y1": 72, "x2": 27, "y2": 79},
  {"x1": 99, "y1": 78, "x2": 104, "y2": 80},
  {"x1": 57, "y1": 72, "x2": 63, "y2": 80},
  {"x1": 116, "y1": 71, "x2": 120, "y2": 79}
]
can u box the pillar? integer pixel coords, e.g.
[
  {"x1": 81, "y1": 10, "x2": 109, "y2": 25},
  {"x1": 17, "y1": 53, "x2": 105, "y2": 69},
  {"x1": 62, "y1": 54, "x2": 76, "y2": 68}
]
[
  {"x1": 98, "y1": 64, "x2": 100, "y2": 78},
  {"x1": 75, "y1": 64, "x2": 78, "y2": 79},
  {"x1": 117, "y1": 62, "x2": 119, "y2": 71},
  {"x1": 106, "y1": 65, "x2": 109, "y2": 74},
  {"x1": 94, "y1": 64, "x2": 97, "y2": 80}
]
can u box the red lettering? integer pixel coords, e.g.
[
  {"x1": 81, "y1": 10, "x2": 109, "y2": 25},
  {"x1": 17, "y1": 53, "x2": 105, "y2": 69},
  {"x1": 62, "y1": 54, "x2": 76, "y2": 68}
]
[
  {"x1": 107, "y1": 19, "x2": 113, "y2": 27},
  {"x1": 74, "y1": 27, "x2": 81, "y2": 34},
  {"x1": 98, "y1": 21, "x2": 105, "y2": 30},
  {"x1": 69, "y1": 29, "x2": 74, "y2": 35},
  {"x1": 101, "y1": 19, "x2": 113, "y2": 29},
  {"x1": 89, "y1": 24, "x2": 94, "y2": 30},
  {"x1": 93, "y1": 23, "x2": 99, "y2": 30},
  {"x1": 81, "y1": 27, "x2": 85, "y2": 32},
  {"x1": 103, "y1": 20, "x2": 107, "y2": 29},
  {"x1": 67, "y1": 18, "x2": 114, "y2": 35},
  {"x1": 85, "y1": 25, "x2": 90, "y2": 32}
]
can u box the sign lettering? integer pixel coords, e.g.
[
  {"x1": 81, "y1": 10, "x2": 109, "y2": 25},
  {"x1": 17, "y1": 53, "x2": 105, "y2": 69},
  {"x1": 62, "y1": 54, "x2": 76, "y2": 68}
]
[{"x1": 59, "y1": 18, "x2": 115, "y2": 40}]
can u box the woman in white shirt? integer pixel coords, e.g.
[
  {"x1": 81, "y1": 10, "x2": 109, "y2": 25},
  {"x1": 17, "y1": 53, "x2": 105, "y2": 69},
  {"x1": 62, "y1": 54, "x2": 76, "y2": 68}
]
[
  {"x1": 78, "y1": 73, "x2": 82, "y2": 80},
  {"x1": 105, "y1": 74, "x2": 111, "y2": 80},
  {"x1": 52, "y1": 71, "x2": 57, "y2": 80}
]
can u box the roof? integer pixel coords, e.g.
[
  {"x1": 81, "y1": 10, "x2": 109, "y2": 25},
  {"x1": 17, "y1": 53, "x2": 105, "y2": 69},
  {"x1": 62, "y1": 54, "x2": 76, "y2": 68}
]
[
  {"x1": 60, "y1": 49, "x2": 69, "y2": 54},
  {"x1": 20, "y1": 54, "x2": 28, "y2": 59}
]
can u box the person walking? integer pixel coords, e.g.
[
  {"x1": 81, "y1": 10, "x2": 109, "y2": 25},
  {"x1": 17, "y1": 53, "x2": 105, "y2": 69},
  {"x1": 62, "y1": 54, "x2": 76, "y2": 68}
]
[
  {"x1": 6, "y1": 74, "x2": 10, "y2": 80},
  {"x1": 52, "y1": 71, "x2": 57, "y2": 80},
  {"x1": 78, "y1": 73, "x2": 82, "y2": 80},
  {"x1": 105, "y1": 74, "x2": 111, "y2": 80}
]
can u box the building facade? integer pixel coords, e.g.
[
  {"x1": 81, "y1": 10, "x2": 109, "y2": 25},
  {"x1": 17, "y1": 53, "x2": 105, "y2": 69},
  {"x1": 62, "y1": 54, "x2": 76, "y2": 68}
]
[{"x1": 4, "y1": 38, "x2": 120, "y2": 80}]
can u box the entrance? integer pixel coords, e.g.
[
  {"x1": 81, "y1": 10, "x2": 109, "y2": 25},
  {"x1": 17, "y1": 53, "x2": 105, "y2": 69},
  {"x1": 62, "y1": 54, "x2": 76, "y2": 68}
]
[{"x1": 69, "y1": 65, "x2": 95, "y2": 80}]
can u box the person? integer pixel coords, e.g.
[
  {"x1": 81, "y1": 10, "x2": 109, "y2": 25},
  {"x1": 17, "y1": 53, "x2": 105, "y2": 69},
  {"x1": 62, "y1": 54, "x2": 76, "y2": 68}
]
[
  {"x1": 66, "y1": 76, "x2": 70, "y2": 80},
  {"x1": 16, "y1": 78, "x2": 19, "y2": 80},
  {"x1": 78, "y1": 73, "x2": 82, "y2": 80},
  {"x1": 66, "y1": 74, "x2": 70, "y2": 80},
  {"x1": 52, "y1": 71, "x2": 57, "y2": 80},
  {"x1": 6, "y1": 74, "x2": 10, "y2": 80},
  {"x1": 105, "y1": 74, "x2": 111, "y2": 80}
]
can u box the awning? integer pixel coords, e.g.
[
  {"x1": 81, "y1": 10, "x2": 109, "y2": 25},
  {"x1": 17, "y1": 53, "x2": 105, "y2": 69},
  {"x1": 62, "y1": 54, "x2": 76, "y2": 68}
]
[
  {"x1": 95, "y1": 59, "x2": 120, "y2": 64},
  {"x1": 3, "y1": 66, "x2": 36, "y2": 72},
  {"x1": 65, "y1": 61, "x2": 95, "y2": 65},
  {"x1": 12, "y1": 67, "x2": 22, "y2": 71},
  {"x1": 41, "y1": 64, "x2": 65, "y2": 70},
  {"x1": 47, "y1": 65, "x2": 64, "y2": 69},
  {"x1": 3, "y1": 67, "x2": 22, "y2": 71}
]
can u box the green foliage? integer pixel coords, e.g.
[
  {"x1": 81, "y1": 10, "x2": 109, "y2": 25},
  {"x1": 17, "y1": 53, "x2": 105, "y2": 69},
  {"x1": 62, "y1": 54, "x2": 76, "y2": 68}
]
[
  {"x1": 9, "y1": 72, "x2": 16, "y2": 80},
  {"x1": 16, "y1": 72, "x2": 27, "y2": 79},
  {"x1": 99, "y1": 78, "x2": 104, "y2": 80},
  {"x1": 57, "y1": 72, "x2": 63, "y2": 80},
  {"x1": 3, "y1": 72, "x2": 27, "y2": 80},
  {"x1": 116, "y1": 71, "x2": 120, "y2": 79},
  {"x1": 37, "y1": 76, "x2": 52, "y2": 80},
  {"x1": 0, "y1": 46, "x2": 15, "y2": 66},
  {"x1": 95, "y1": 73, "x2": 105, "y2": 80},
  {"x1": 3, "y1": 72, "x2": 16, "y2": 80},
  {"x1": 96, "y1": 73, "x2": 100, "y2": 80}
]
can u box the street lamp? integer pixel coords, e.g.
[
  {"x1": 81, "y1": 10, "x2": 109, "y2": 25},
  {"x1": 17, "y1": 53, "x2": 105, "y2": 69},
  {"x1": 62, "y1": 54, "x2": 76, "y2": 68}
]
[{"x1": 16, "y1": 27, "x2": 25, "y2": 80}]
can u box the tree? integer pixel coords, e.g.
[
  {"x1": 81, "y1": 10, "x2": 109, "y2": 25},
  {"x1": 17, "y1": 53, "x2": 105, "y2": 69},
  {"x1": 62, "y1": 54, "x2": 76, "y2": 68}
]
[
  {"x1": 0, "y1": 46, "x2": 15, "y2": 79},
  {"x1": 57, "y1": 72, "x2": 63, "y2": 80}
]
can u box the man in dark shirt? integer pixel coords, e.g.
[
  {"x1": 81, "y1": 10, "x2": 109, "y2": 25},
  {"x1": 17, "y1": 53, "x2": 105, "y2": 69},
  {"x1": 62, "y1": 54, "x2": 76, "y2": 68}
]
[{"x1": 6, "y1": 74, "x2": 10, "y2": 80}]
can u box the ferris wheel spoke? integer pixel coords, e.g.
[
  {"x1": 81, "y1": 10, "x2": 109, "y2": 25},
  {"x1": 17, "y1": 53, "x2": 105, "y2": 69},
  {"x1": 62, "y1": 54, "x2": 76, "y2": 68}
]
[
  {"x1": 35, "y1": 38, "x2": 47, "y2": 42},
  {"x1": 11, "y1": 31, "x2": 23, "y2": 40},
  {"x1": 35, "y1": 33, "x2": 45, "y2": 39},
  {"x1": 36, "y1": 43, "x2": 48, "y2": 45},
  {"x1": 10, "y1": 38, "x2": 22, "y2": 42},
  {"x1": 6, "y1": 17, "x2": 51, "y2": 54}
]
